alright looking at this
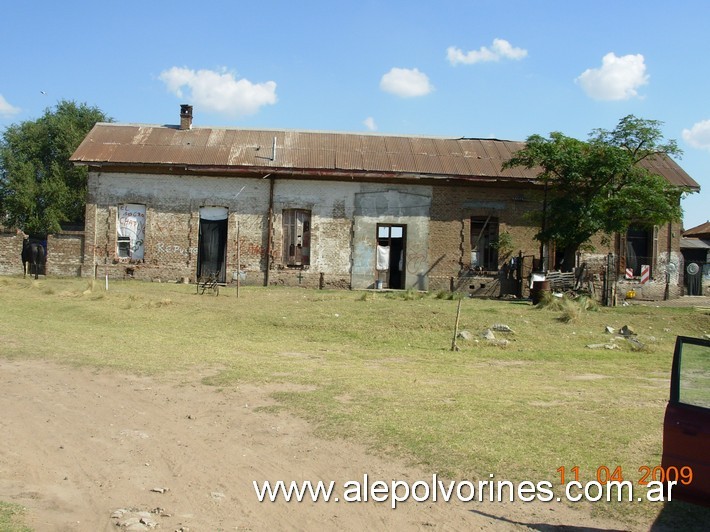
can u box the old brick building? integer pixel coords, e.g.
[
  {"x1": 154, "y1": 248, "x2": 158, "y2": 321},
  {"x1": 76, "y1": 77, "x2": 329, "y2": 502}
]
[{"x1": 63, "y1": 106, "x2": 699, "y2": 298}]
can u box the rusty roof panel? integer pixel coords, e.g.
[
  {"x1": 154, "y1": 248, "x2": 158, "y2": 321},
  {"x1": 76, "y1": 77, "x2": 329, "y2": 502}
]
[
  {"x1": 386, "y1": 149, "x2": 416, "y2": 172},
  {"x1": 335, "y1": 148, "x2": 364, "y2": 170},
  {"x1": 69, "y1": 123, "x2": 700, "y2": 189},
  {"x1": 106, "y1": 144, "x2": 144, "y2": 162},
  {"x1": 409, "y1": 137, "x2": 438, "y2": 156},
  {"x1": 289, "y1": 147, "x2": 332, "y2": 169},
  {"x1": 411, "y1": 153, "x2": 445, "y2": 174},
  {"x1": 464, "y1": 155, "x2": 500, "y2": 177},
  {"x1": 334, "y1": 133, "x2": 361, "y2": 153},
  {"x1": 431, "y1": 138, "x2": 461, "y2": 157},
  {"x1": 363, "y1": 151, "x2": 393, "y2": 172},
  {"x1": 639, "y1": 154, "x2": 699, "y2": 189},
  {"x1": 206, "y1": 129, "x2": 227, "y2": 147},
  {"x1": 359, "y1": 135, "x2": 388, "y2": 153},
  {"x1": 438, "y1": 155, "x2": 473, "y2": 175},
  {"x1": 480, "y1": 140, "x2": 508, "y2": 162},
  {"x1": 90, "y1": 125, "x2": 136, "y2": 145},
  {"x1": 684, "y1": 221, "x2": 710, "y2": 236},
  {"x1": 383, "y1": 136, "x2": 412, "y2": 155},
  {"x1": 82, "y1": 142, "x2": 118, "y2": 162}
]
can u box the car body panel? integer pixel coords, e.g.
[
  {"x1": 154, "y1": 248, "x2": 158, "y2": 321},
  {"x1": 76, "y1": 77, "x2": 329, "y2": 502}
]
[{"x1": 662, "y1": 336, "x2": 710, "y2": 506}]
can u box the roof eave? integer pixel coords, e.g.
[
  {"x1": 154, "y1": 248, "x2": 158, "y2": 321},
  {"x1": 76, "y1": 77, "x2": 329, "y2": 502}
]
[{"x1": 74, "y1": 160, "x2": 541, "y2": 185}]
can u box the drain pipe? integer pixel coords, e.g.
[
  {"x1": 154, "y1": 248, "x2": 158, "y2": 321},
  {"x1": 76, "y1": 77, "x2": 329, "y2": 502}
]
[{"x1": 264, "y1": 175, "x2": 274, "y2": 286}]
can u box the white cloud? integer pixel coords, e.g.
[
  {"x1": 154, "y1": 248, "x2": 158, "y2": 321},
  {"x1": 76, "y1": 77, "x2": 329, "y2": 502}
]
[
  {"x1": 446, "y1": 38, "x2": 528, "y2": 65},
  {"x1": 575, "y1": 53, "x2": 649, "y2": 101},
  {"x1": 380, "y1": 67, "x2": 433, "y2": 98},
  {"x1": 159, "y1": 67, "x2": 277, "y2": 117},
  {"x1": 0, "y1": 94, "x2": 21, "y2": 117},
  {"x1": 683, "y1": 119, "x2": 710, "y2": 150},
  {"x1": 363, "y1": 117, "x2": 377, "y2": 131}
]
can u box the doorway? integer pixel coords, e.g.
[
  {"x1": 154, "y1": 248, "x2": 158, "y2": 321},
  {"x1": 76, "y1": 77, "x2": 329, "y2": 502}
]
[
  {"x1": 197, "y1": 207, "x2": 228, "y2": 283},
  {"x1": 376, "y1": 224, "x2": 406, "y2": 289}
]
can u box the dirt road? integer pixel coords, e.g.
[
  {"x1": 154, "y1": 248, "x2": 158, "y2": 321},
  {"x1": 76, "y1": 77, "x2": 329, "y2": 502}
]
[{"x1": 1, "y1": 358, "x2": 631, "y2": 531}]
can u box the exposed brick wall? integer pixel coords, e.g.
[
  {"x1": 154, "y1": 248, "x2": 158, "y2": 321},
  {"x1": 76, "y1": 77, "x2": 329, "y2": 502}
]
[
  {"x1": 85, "y1": 172, "x2": 434, "y2": 290},
  {"x1": 47, "y1": 232, "x2": 84, "y2": 276},
  {"x1": 84, "y1": 172, "x2": 271, "y2": 282},
  {"x1": 0, "y1": 168, "x2": 684, "y2": 301},
  {"x1": 427, "y1": 183, "x2": 541, "y2": 291},
  {"x1": 0, "y1": 227, "x2": 84, "y2": 277},
  {"x1": 0, "y1": 228, "x2": 23, "y2": 276}
]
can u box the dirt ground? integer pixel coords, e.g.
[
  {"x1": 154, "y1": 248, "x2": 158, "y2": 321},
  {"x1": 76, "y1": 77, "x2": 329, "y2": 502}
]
[{"x1": 1, "y1": 358, "x2": 645, "y2": 531}]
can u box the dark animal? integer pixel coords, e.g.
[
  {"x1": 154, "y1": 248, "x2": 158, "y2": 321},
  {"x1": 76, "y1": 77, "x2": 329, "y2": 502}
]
[{"x1": 22, "y1": 238, "x2": 45, "y2": 280}]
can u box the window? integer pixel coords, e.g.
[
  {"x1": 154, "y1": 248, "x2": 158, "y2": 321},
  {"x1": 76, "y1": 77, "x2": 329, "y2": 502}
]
[
  {"x1": 283, "y1": 209, "x2": 311, "y2": 266},
  {"x1": 677, "y1": 340, "x2": 710, "y2": 409},
  {"x1": 117, "y1": 204, "x2": 146, "y2": 259},
  {"x1": 117, "y1": 236, "x2": 131, "y2": 258},
  {"x1": 471, "y1": 216, "x2": 499, "y2": 271}
]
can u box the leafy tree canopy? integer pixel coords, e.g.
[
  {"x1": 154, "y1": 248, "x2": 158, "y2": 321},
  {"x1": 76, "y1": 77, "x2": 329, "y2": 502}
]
[
  {"x1": 503, "y1": 115, "x2": 686, "y2": 266},
  {"x1": 0, "y1": 100, "x2": 111, "y2": 235}
]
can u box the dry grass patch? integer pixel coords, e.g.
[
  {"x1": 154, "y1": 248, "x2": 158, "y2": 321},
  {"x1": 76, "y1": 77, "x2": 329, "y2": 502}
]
[{"x1": 1, "y1": 277, "x2": 709, "y2": 527}]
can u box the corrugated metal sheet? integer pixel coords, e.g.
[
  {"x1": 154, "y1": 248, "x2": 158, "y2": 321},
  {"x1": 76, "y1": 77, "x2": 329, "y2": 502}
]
[
  {"x1": 70, "y1": 123, "x2": 700, "y2": 188},
  {"x1": 680, "y1": 237, "x2": 710, "y2": 249},
  {"x1": 683, "y1": 221, "x2": 710, "y2": 238}
]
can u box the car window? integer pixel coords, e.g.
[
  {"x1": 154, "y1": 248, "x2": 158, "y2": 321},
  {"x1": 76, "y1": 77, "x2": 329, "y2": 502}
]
[{"x1": 678, "y1": 340, "x2": 710, "y2": 409}]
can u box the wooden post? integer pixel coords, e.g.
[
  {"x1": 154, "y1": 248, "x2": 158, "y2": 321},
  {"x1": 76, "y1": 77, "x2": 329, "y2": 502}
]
[
  {"x1": 236, "y1": 221, "x2": 240, "y2": 298},
  {"x1": 451, "y1": 298, "x2": 462, "y2": 351}
]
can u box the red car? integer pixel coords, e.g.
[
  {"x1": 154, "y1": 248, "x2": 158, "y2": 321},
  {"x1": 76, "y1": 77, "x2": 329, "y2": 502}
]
[{"x1": 662, "y1": 336, "x2": 710, "y2": 506}]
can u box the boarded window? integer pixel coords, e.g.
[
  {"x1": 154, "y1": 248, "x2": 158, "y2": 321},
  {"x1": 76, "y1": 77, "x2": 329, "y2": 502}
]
[
  {"x1": 117, "y1": 204, "x2": 146, "y2": 259},
  {"x1": 283, "y1": 209, "x2": 311, "y2": 266},
  {"x1": 470, "y1": 216, "x2": 499, "y2": 271}
]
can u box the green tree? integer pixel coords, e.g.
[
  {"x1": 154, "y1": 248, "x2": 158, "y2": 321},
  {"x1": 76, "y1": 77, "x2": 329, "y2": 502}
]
[
  {"x1": 0, "y1": 100, "x2": 111, "y2": 235},
  {"x1": 503, "y1": 115, "x2": 685, "y2": 270}
]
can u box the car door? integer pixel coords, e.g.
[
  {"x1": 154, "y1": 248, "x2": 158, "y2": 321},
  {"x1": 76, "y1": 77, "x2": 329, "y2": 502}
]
[{"x1": 662, "y1": 336, "x2": 710, "y2": 506}]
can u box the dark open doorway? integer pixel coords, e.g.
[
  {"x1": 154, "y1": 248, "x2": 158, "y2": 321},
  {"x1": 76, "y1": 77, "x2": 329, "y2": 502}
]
[
  {"x1": 197, "y1": 207, "x2": 228, "y2": 283},
  {"x1": 376, "y1": 224, "x2": 406, "y2": 289}
]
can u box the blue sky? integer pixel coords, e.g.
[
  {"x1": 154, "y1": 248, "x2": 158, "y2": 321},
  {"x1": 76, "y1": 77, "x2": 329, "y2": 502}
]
[{"x1": 1, "y1": 0, "x2": 708, "y2": 229}]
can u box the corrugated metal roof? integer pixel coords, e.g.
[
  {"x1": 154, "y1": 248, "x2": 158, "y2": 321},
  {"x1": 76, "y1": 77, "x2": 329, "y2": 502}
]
[
  {"x1": 683, "y1": 221, "x2": 710, "y2": 237},
  {"x1": 70, "y1": 123, "x2": 700, "y2": 189},
  {"x1": 680, "y1": 237, "x2": 710, "y2": 249}
]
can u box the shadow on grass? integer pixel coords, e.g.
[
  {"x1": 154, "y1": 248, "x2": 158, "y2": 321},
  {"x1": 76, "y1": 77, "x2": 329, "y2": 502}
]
[
  {"x1": 468, "y1": 509, "x2": 625, "y2": 531},
  {"x1": 650, "y1": 499, "x2": 710, "y2": 531},
  {"x1": 470, "y1": 499, "x2": 710, "y2": 531}
]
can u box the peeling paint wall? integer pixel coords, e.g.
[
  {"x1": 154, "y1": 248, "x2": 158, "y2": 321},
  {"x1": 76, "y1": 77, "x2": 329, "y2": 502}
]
[
  {"x1": 85, "y1": 171, "x2": 269, "y2": 282},
  {"x1": 85, "y1": 172, "x2": 431, "y2": 289},
  {"x1": 15, "y1": 169, "x2": 678, "y2": 301},
  {"x1": 352, "y1": 187, "x2": 432, "y2": 290}
]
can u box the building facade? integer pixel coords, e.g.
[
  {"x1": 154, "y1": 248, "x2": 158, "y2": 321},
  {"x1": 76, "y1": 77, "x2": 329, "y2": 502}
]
[{"x1": 64, "y1": 107, "x2": 700, "y2": 299}]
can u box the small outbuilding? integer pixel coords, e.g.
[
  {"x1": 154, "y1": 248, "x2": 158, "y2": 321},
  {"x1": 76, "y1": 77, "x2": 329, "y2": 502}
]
[{"x1": 680, "y1": 221, "x2": 710, "y2": 296}]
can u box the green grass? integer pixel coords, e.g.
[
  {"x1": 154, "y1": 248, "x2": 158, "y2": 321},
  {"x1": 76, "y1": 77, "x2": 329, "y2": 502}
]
[
  {"x1": 1, "y1": 276, "x2": 709, "y2": 528},
  {"x1": 0, "y1": 501, "x2": 31, "y2": 532}
]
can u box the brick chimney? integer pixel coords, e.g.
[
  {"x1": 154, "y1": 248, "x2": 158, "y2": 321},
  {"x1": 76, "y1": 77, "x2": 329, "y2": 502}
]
[{"x1": 179, "y1": 104, "x2": 193, "y2": 130}]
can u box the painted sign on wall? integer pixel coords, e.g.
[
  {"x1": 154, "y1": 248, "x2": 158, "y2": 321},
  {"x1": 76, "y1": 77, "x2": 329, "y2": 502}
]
[{"x1": 117, "y1": 204, "x2": 146, "y2": 259}]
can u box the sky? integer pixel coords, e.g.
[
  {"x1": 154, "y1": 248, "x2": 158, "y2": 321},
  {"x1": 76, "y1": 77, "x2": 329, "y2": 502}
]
[{"x1": 1, "y1": 0, "x2": 708, "y2": 229}]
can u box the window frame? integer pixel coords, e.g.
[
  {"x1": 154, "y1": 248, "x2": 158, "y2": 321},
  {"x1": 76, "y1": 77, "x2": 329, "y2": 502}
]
[
  {"x1": 116, "y1": 203, "x2": 146, "y2": 260},
  {"x1": 470, "y1": 216, "x2": 500, "y2": 271},
  {"x1": 282, "y1": 208, "x2": 311, "y2": 267},
  {"x1": 625, "y1": 225, "x2": 655, "y2": 277}
]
